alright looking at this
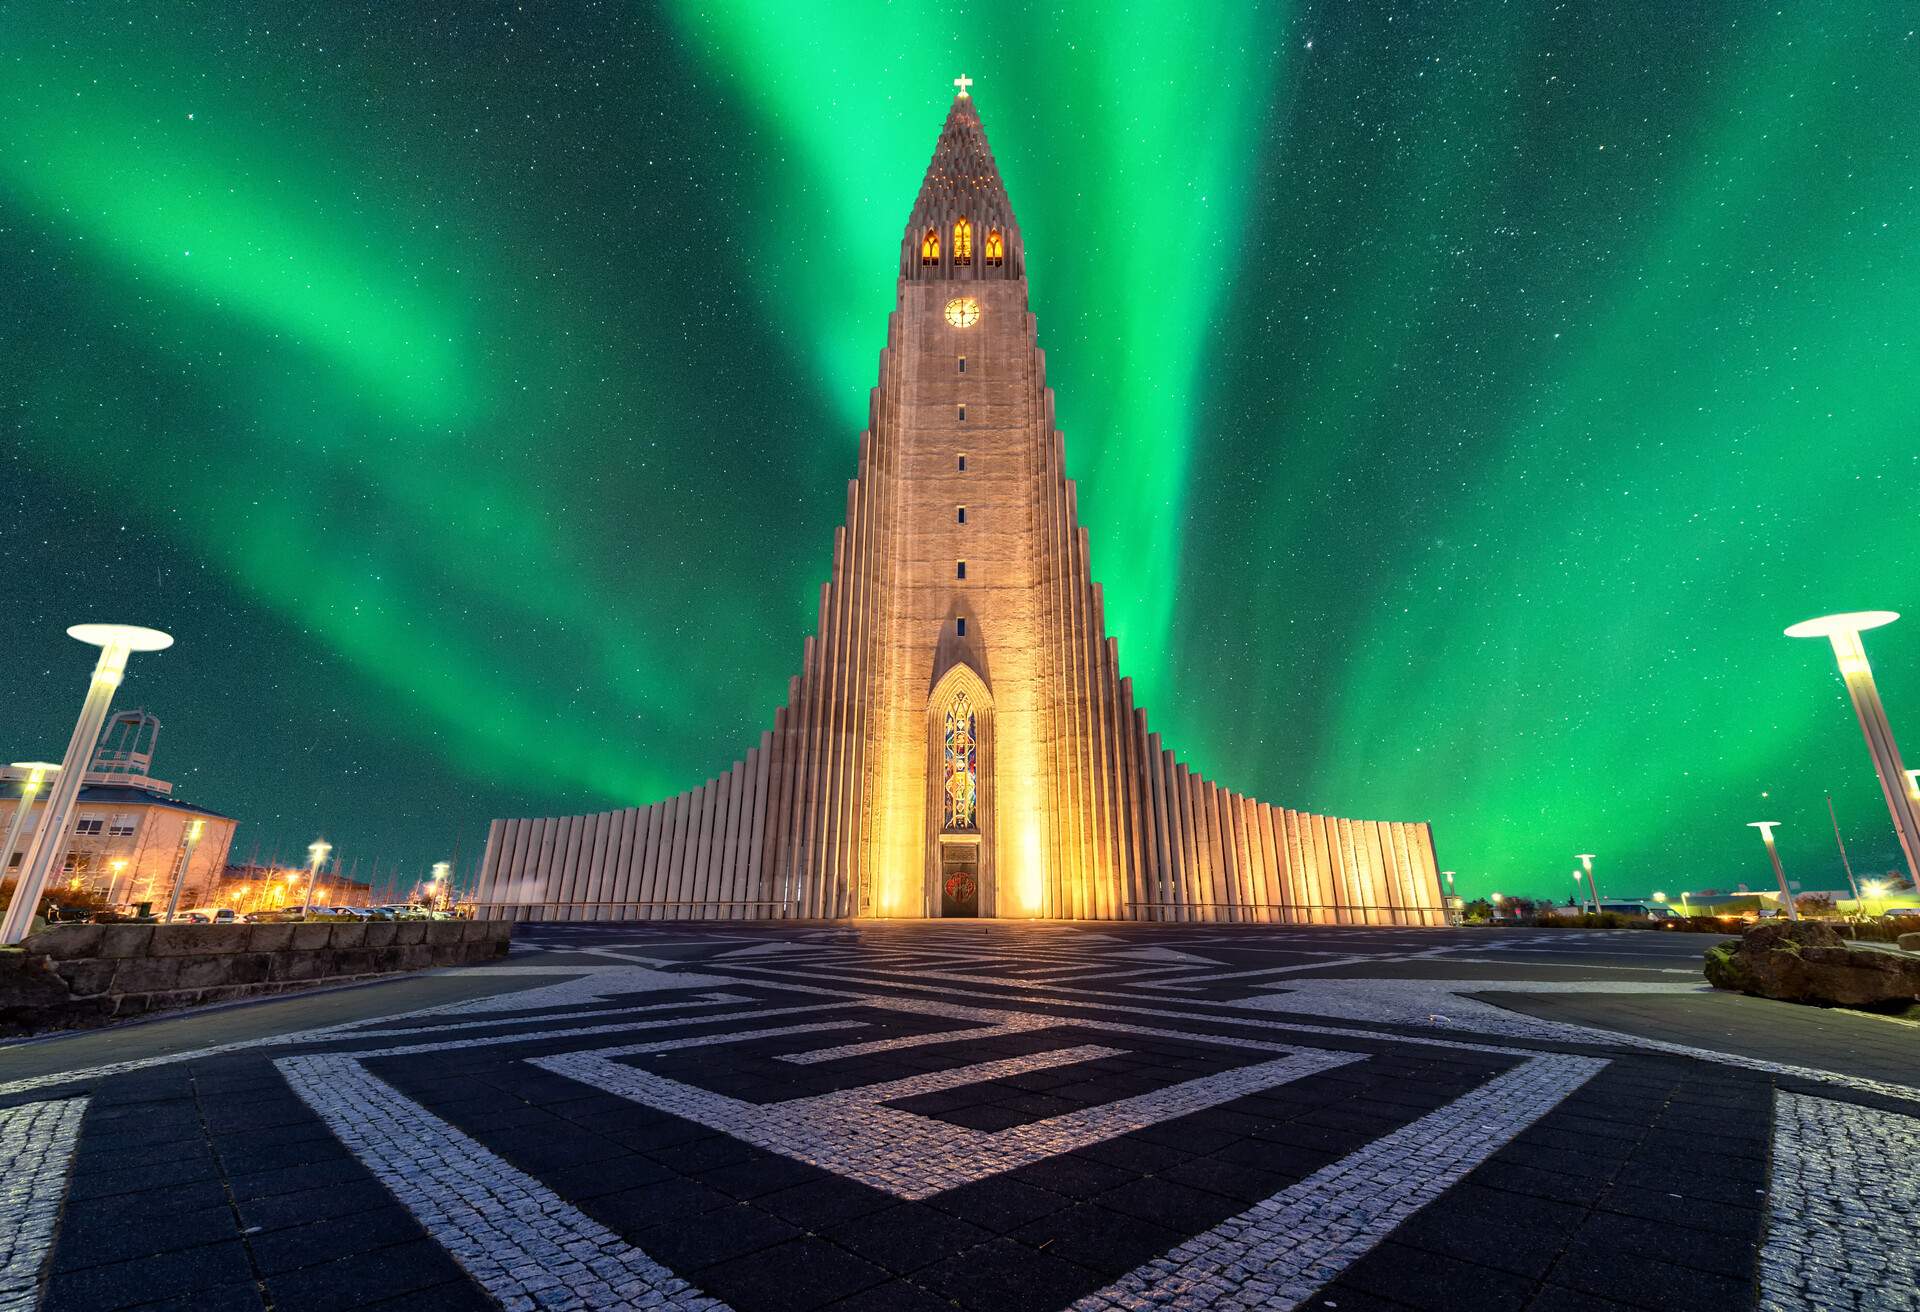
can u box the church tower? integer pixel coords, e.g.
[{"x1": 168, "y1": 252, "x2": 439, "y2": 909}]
[{"x1": 475, "y1": 82, "x2": 1446, "y2": 925}]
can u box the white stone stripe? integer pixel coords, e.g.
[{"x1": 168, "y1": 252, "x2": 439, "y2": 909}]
[
  {"x1": 1761, "y1": 1092, "x2": 1920, "y2": 1312},
  {"x1": 537, "y1": 1027, "x2": 1358, "y2": 1201},
  {"x1": 1071, "y1": 1054, "x2": 1607, "y2": 1311},
  {"x1": 273, "y1": 1026, "x2": 861, "y2": 1312},
  {"x1": 340, "y1": 992, "x2": 755, "y2": 1039},
  {"x1": 0, "y1": 1098, "x2": 87, "y2": 1312},
  {"x1": 778, "y1": 1012, "x2": 1056, "y2": 1064}
]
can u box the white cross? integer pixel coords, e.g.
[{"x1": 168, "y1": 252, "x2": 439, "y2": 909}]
[{"x1": 953, "y1": 73, "x2": 973, "y2": 98}]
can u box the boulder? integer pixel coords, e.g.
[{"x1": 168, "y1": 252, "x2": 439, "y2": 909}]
[{"x1": 1705, "y1": 920, "x2": 1920, "y2": 1009}]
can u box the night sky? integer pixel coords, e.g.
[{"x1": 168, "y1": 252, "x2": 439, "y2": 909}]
[{"x1": 4, "y1": 3, "x2": 1915, "y2": 901}]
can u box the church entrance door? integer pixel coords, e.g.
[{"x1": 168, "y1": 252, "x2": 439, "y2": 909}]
[{"x1": 939, "y1": 843, "x2": 979, "y2": 917}]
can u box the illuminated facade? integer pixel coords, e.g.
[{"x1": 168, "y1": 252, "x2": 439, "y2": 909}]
[{"x1": 475, "y1": 86, "x2": 1444, "y2": 923}]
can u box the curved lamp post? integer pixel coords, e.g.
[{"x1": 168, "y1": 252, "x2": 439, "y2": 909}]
[
  {"x1": 1748, "y1": 821, "x2": 1799, "y2": 921},
  {"x1": 1, "y1": 626, "x2": 172, "y2": 944},
  {"x1": 163, "y1": 820, "x2": 206, "y2": 923},
  {"x1": 0, "y1": 762, "x2": 61, "y2": 893},
  {"x1": 300, "y1": 840, "x2": 332, "y2": 916},
  {"x1": 1575, "y1": 854, "x2": 1602, "y2": 913},
  {"x1": 1786, "y1": 612, "x2": 1920, "y2": 888}
]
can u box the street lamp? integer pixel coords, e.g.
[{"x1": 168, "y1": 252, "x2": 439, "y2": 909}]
[
  {"x1": 106, "y1": 858, "x2": 129, "y2": 907},
  {"x1": 1786, "y1": 612, "x2": 1920, "y2": 889},
  {"x1": 1571, "y1": 871, "x2": 1586, "y2": 912},
  {"x1": 1575, "y1": 854, "x2": 1602, "y2": 913},
  {"x1": 429, "y1": 861, "x2": 450, "y2": 912},
  {"x1": 1440, "y1": 870, "x2": 1457, "y2": 926},
  {"x1": 300, "y1": 840, "x2": 332, "y2": 916},
  {"x1": 0, "y1": 625, "x2": 173, "y2": 945},
  {"x1": 1490, "y1": 892, "x2": 1504, "y2": 921},
  {"x1": 1747, "y1": 821, "x2": 1799, "y2": 922},
  {"x1": 1652, "y1": 891, "x2": 1667, "y2": 906},
  {"x1": 0, "y1": 762, "x2": 61, "y2": 893},
  {"x1": 163, "y1": 820, "x2": 206, "y2": 923}
]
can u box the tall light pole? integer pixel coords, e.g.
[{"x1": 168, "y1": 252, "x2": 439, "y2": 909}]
[
  {"x1": 1441, "y1": 870, "x2": 1456, "y2": 925},
  {"x1": 429, "y1": 861, "x2": 450, "y2": 912},
  {"x1": 0, "y1": 762, "x2": 61, "y2": 891},
  {"x1": 1572, "y1": 871, "x2": 1586, "y2": 914},
  {"x1": 300, "y1": 840, "x2": 332, "y2": 916},
  {"x1": 1575, "y1": 854, "x2": 1602, "y2": 913},
  {"x1": 1748, "y1": 821, "x2": 1799, "y2": 921},
  {"x1": 1786, "y1": 612, "x2": 1920, "y2": 888},
  {"x1": 1823, "y1": 793, "x2": 1862, "y2": 901},
  {"x1": 0, "y1": 626, "x2": 173, "y2": 945},
  {"x1": 105, "y1": 858, "x2": 129, "y2": 907},
  {"x1": 162, "y1": 820, "x2": 206, "y2": 923}
]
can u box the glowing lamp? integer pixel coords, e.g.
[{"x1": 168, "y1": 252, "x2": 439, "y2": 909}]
[
  {"x1": 1787, "y1": 611, "x2": 1919, "y2": 889},
  {"x1": 0, "y1": 624, "x2": 173, "y2": 944}
]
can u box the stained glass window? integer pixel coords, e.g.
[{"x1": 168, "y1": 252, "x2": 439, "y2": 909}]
[
  {"x1": 943, "y1": 691, "x2": 977, "y2": 831},
  {"x1": 953, "y1": 217, "x2": 973, "y2": 265},
  {"x1": 985, "y1": 229, "x2": 1004, "y2": 266},
  {"x1": 921, "y1": 227, "x2": 940, "y2": 264}
]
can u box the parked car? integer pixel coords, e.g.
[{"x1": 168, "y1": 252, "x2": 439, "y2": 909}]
[
  {"x1": 176, "y1": 907, "x2": 238, "y2": 924},
  {"x1": 1883, "y1": 907, "x2": 1920, "y2": 919},
  {"x1": 244, "y1": 908, "x2": 305, "y2": 923}
]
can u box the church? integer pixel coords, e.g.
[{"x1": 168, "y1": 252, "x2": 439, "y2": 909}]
[{"x1": 472, "y1": 83, "x2": 1444, "y2": 925}]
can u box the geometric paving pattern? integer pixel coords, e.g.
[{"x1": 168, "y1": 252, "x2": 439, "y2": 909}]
[{"x1": 2, "y1": 921, "x2": 1916, "y2": 1311}]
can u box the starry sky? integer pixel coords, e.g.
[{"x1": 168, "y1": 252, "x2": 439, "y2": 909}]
[{"x1": 3, "y1": 2, "x2": 1915, "y2": 901}]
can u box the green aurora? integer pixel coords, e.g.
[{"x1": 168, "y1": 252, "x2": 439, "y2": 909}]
[{"x1": 2, "y1": 1, "x2": 1915, "y2": 899}]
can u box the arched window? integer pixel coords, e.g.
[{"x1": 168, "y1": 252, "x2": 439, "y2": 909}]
[
  {"x1": 985, "y1": 229, "x2": 1004, "y2": 266},
  {"x1": 943, "y1": 690, "x2": 978, "y2": 831},
  {"x1": 952, "y1": 217, "x2": 973, "y2": 266},
  {"x1": 920, "y1": 227, "x2": 940, "y2": 265}
]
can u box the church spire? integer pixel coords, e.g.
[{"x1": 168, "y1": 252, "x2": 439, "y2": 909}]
[{"x1": 901, "y1": 79, "x2": 1023, "y2": 282}]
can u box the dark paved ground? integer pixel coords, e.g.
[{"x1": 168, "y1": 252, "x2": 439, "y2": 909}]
[{"x1": 1, "y1": 921, "x2": 1913, "y2": 1312}]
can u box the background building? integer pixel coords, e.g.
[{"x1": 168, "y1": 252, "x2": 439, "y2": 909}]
[{"x1": 1, "y1": 710, "x2": 236, "y2": 910}]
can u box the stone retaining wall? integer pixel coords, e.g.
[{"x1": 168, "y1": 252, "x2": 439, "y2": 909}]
[{"x1": 0, "y1": 920, "x2": 512, "y2": 1033}]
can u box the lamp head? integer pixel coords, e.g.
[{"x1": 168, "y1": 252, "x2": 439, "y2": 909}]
[
  {"x1": 1490, "y1": 892, "x2": 1503, "y2": 903},
  {"x1": 1652, "y1": 891, "x2": 1667, "y2": 903},
  {"x1": 308, "y1": 839, "x2": 332, "y2": 865},
  {"x1": 1784, "y1": 611, "x2": 1898, "y2": 640},
  {"x1": 1748, "y1": 821, "x2": 1781, "y2": 838},
  {"x1": 66, "y1": 624, "x2": 174, "y2": 652}
]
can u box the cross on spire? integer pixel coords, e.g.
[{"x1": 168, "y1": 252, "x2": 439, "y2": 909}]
[{"x1": 953, "y1": 73, "x2": 973, "y2": 98}]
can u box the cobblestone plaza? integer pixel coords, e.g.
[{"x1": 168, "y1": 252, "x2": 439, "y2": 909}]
[{"x1": 1, "y1": 922, "x2": 1914, "y2": 1311}]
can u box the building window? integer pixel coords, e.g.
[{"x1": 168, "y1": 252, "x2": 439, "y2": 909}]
[
  {"x1": 108, "y1": 815, "x2": 136, "y2": 836},
  {"x1": 957, "y1": 560, "x2": 967, "y2": 579},
  {"x1": 957, "y1": 505, "x2": 966, "y2": 524},
  {"x1": 958, "y1": 355, "x2": 966, "y2": 373},
  {"x1": 957, "y1": 404, "x2": 966, "y2": 421},
  {"x1": 956, "y1": 617, "x2": 967, "y2": 637},
  {"x1": 957, "y1": 454, "x2": 966, "y2": 471},
  {"x1": 921, "y1": 227, "x2": 940, "y2": 265},
  {"x1": 943, "y1": 690, "x2": 978, "y2": 831},
  {"x1": 74, "y1": 817, "x2": 103, "y2": 835},
  {"x1": 985, "y1": 229, "x2": 1004, "y2": 266},
  {"x1": 952, "y1": 217, "x2": 973, "y2": 266}
]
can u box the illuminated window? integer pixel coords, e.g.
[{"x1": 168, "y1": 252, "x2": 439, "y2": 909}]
[
  {"x1": 74, "y1": 817, "x2": 103, "y2": 835},
  {"x1": 953, "y1": 217, "x2": 973, "y2": 266},
  {"x1": 957, "y1": 561, "x2": 967, "y2": 579},
  {"x1": 985, "y1": 229, "x2": 1004, "y2": 266},
  {"x1": 943, "y1": 689, "x2": 978, "y2": 831},
  {"x1": 921, "y1": 227, "x2": 940, "y2": 265}
]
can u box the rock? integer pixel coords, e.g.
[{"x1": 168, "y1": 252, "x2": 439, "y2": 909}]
[
  {"x1": 1705, "y1": 920, "x2": 1920, "y2": 1009},
  {"x1": 1901, "y1": 931, "x2": 1920, "y2": 953}
]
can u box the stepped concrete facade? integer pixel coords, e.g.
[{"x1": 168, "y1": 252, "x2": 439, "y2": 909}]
[{"x1": 473, "y1": 88, "x2": 1444, "y2": 924}]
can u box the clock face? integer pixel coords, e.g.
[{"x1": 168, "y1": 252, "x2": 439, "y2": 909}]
[{"x1": 944, "y1": 296, "x2": 981, "y2": 328}]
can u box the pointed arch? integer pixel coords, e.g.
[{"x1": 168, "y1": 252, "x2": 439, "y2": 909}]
[
  {"x1": 952, "y1": 217, "x2": 973, "y2": 266},
  {"x1": 921, "y1": 227, "x2": 940, "y2": 265},
  {"x1": 984, "y1": 229, "x2": 1004, "y2": 266}
]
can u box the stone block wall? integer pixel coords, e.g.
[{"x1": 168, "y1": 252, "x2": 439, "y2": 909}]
[{"x1": 0, "y1": 920, "x2": 511, "y2": 1033}]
